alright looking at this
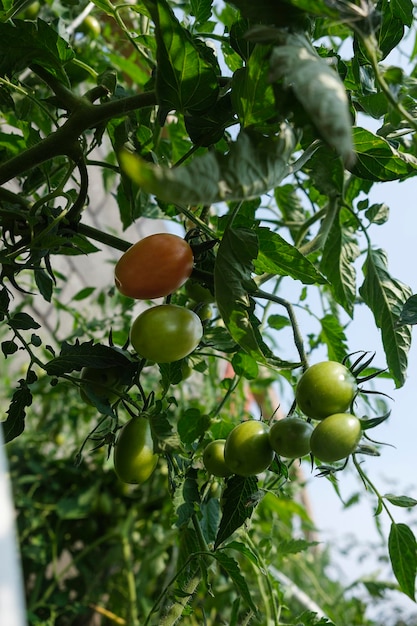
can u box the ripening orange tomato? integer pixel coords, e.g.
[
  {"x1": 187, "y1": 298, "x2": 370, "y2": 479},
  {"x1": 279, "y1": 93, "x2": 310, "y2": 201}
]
[{"x1": 114, "y1": 233, "x2": 194, "y2": 299}]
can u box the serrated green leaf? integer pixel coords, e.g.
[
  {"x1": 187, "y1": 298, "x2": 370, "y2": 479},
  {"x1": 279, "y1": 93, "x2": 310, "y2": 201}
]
[
  {"x1": 173, "y1": 469, "x2": 201, "y2": 527},
  {"x1": 8, "y1": 312, "x2": 41, "y2": 331},
  {"x1": 231, "y1": 352, "x2": 259, "y2": 379},
  {"x1": 319, "y1": 314, "x2": 349, "y2": 362},
  {"x1": 120, "y1": 126, "x2": 295, "y2": 205},
  {"x1": 351, "y1": 127, "x2": 417, "y2": 181},
  {"x1": 270, "y1": 32, "x2": 354, "y2": 164},
  {"x1": 200, "y1": 498, "x2": 221, "y2": 544},
  {"x1": 177, "y1": 408, "x2": 211, "y2": 445},
  {"x1": 388, "y1": 522, "x2": 417, "y2": 600},
  {"x1": 45, "y1": 340, "x2": 133, "y2": 376},
  {"x1": 0, "y1": 20, "x2": 73, "y2": 83},
  {"x1": 359, "y1": 248, "x2": 412, "y2": 387},
  {"x1": 278, "y1": 537, "x2": 320, "y2": 555},
  {"x1": 231, "y1": 44, "x2": 276, "y2": 127},
  {"x1": 255, "y1": 226, "x2": 327, "y2": 285},
  {"x1": 142, "y1": 0, "x2": 219, "y2": 114},
  {"x1": 398, "y1": 294, "x2": 417, "y2": 326},
  {"x1": 214, "y1": 474, "x2": 258, "y2": 548},
  {"x1": 2, "y1": 381, "x2": 32, "y2": 442},
  {"x1": 384, "y1": 494, "x2": 417, "y2": 508},
  {"x1": 320, "y1": 214, "x2": 360, "y2": 317},
  {"x1": 211, "y1": 551, "x2": 258, "y2": 614},
  {"x1": 34, "y1": 268, "x2": 54, "y2": 302}
]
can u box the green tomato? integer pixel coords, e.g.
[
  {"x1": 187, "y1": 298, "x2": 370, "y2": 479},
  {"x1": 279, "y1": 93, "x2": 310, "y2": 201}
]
[
  {"x1": 130, "y1": 304, "x2": 203, "y2": 363},
  {"x1": 296, "y1": 361, "x2": 357, "y2": 420},
  {"x1": 224, "y1": 420, "x2": 274, "y2": 477},
  {"x1": 203, "y1": 440, "x2": 232, "y2": 478},
  {"x1": 113, "y1": 416, "x2": 158, "y2": 484},
  {"x1": 80, "y1": 366, "x2": 124, "y2": 406},
  {"x1": 310, "y1": 413, "x2": 362, "y2": 463},
  {"x1": 185, "y1": 279, "x2": 215, "y2": 304},
  {"x1": 269, "y1": 417, "x2": 314, "y2": 459},
  {"x1": 78, "y1": 14, "x2": 101, "y2": 37}
]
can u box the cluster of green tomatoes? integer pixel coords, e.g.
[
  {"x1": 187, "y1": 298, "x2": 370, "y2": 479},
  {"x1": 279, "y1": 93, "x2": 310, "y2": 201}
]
[
  {"x1": 79, "y1": 233, "x2": 367, "y2": 486},
  {"x1": 203, "y1": 360, "x2": 363, "y2": 478}
]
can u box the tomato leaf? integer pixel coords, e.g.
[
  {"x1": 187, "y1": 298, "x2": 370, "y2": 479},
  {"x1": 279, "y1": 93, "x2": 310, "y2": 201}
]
[
  {"x1": 350, "y1": 127, "x2": 417, "y2": 181},
  {"x1": 173, "y1": 468, "x2": 201, "y2": 528},
  {"x1": 142, "y1": 0, "x2": 219, "y2": 116},
  {"x1": 319, "y1": 314, "x2": 349, "y2": 363},
  {"x1": 388, "y1": 522, "x2": 417, "y2": 600},
  {"x1": 177, "y1": 408, "x2": 211, "y2": 445},
  {"x1": 200, "y1": 498, "x2": 221, "y2": 545},
  {"x1": 384, "y1": 494, "x2": 417, "y2": 508},
  {"x1": 254, "y1": 226, "x2": 327, "y2": 285},
  {"x1": 45, "y1": 340, "x2": 134, "y2": 376},
  {"x1": 120, "y1": 125, "x2": 295, "y2": 205},
  {"x1": 398, "y1": 293, "x2": 417, "y2": 326},
  {"x1": 215, "y1": 227, "x2": 293, "y2": 367},
  {"x1": 3, "y1": 380, "x2": 32, "y2": 442},
  {"x1": 269, "y1": 33, "x2": 354, "y2": 165},
  {"x1": 8, "y1": 312, "x2": 41, "y2": 331},
  {"x1": 359, "y1": 248, "x2": 412, "y2": 387},
  {"x1": 211, "y1": 551, "x2": 258, "y2": 615},
  {"x1": 214, "y1": 474, "x2": 259, "y2": 548},
  {"x1": 231, "y1": 44, "x2": 276, "y2": 128},
  {"x1": 320, "y1": 211, "x2": 360, "y2": 317},
  {"x1": 0, "y1": 20, "x2": 73, "y2": 83}
]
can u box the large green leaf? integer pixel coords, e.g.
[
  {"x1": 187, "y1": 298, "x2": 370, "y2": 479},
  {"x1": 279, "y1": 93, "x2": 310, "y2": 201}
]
[
  {"x1": 0, "y1": 19, "x2": 73, "y2": 83},
  {"x1": 120, "y1": 126, "x2": 295, "y2": 205},
  {"x1": 359, "y1": 248, "x2": 412, "y2": 387},
  {"x1": 351, "y1": 127, "x2": 417, "y2": 181},
  {"x1": 269, "y1": 32, "x2": 354, "y2": 165},
  {"x1": 320, "y1": 210, "x2": 360, "y2": 317},
  {"x1": 388, "y1": 522, "x2": 417, "y2": 600},
  {"x1": 214, "y1": 474, "x2": 259, "y2": 548},
  {"x1": 142, "y1": 0, "x2": 219, "y2": 115},
  {"x1": 214, "y1": 227, "x2": 295, "y2": 367},
  {"x1": 231, "y1": 44, "x2": 276, "y2": 127},
  {"x1": 254, "y1": 227, "x2": 327, "y2": 285}
]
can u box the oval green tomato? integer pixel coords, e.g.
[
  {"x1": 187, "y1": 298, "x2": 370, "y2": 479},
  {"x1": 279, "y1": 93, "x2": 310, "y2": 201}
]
[
  {"x1": 80, "y1": 365, "x2": 124, "y2": 406},
  {"x1": 130, "y1": 304, "x2": 203, "y2": 363},
  {"x1": 113, "y1": 416, "x2": 158, "y2": 484},
  {"x1": 310, "y1": 413, "x2": 362, "y2": 463},
  {"x1": 269, "y1": 417, "x2": 314, "y2": 459},
  {"x1": 224, "y1": 420, "x2": 274, "y2": 477},
  {"x1": 296, "y1": 361, "x2": 357, "y2": 420},
  {"x1": 203, "y1": 440, "x2": 232, "y2": 478}
]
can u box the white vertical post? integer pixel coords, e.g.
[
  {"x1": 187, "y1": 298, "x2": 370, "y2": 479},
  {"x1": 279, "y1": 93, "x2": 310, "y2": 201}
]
[{"x1": 0, "y1": 427, "x2": 27, "y2": 626}]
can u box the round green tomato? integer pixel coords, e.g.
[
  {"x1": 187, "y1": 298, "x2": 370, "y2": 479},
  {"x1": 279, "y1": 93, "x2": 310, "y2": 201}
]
[
  {"x1": 224, "y1": 420, "x2": 274, "y2": 477},
  {"x1": 296, "y1": 361, "x2": 357, "y2": 420},
  {"x1": 80, "y1": 366, "x2": 124, "y2": 406},
  {"x1": 78, "y1": 14, "x2": 101, "y2": 37},
  {"x1": 113, "y1": 416, "x2": 158, "y2": 484},
  {"x1": 310, "y1": 413, "x2": 362, "y2": 463},
  {"x1": 269, "y1": 417, "x2": 314, "y2": 459},
  {"x1": 185, "y1": 279, "x2": 215, "y2": 304},
  {"x1": 203, "y1": 440, "x2": 232, "y2": 478},
  {"x1": 130, "y1": 304, "x2": 203, "y2": 363}
]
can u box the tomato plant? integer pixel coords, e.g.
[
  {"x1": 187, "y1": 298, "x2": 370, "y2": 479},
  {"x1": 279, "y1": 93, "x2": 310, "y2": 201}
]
[
  {"x1": 113, "y1": 416, "x2": 158, "y2": 484},
  {"x1": 269, "y1": 417, "x2": 314, "y2": 459},
  {"x1": 202, "y1": 439, "x2": 232, "y2": 478},
  {"x1": 79, "y1": 365, "x2": 124, "y2": 406},
  {"x1": 130, "y1": 304, "x2": 203, "y2": 363},
  {"x1": 310, "y1": 413, "x2": 362, "y2": 463},
  {"x1": 114, "y1": 233, "x2": 194, "y2": 300},
  {"x1": 224, "y1": 420, "x2": 274, "y2": 477},
  {"x1": 296, "y1": 361, "x2": 357, "y2": 420},
  {"x1": 185, "y1": 279, "x2": 215, "y2": 304}
]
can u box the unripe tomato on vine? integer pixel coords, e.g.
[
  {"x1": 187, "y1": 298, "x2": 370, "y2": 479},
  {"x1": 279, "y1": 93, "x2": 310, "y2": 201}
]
[
  {"x1": 224, "y1": 420, "x2": 274, "y2": 477},
  {"x1": 114, "y1": 233, "x2": 194, "y2": 300},
  {"x1": 113, "y1": 416, "x2": 158, "y2": 484},
  {"x1": 295, "y1": 361, "x2": 357, "y2": 420},
  {"x1": 310, "y1": 413, "x2": 362, "y2": 463},
  {"x1": 130, "y1": 304, "x2": 203, "y2": 363}
]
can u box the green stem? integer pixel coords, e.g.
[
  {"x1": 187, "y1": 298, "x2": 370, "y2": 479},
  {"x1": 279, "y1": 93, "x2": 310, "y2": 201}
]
[
  {"x1": 122, "y1": 531, "x2": 141, "y2": 626},
  {"x1": 352, "y1": 455, "x2": 395, "y2": 523},
  {"x1": 77, "y1": 223, "x2": 132, "y2": 252},
  {"x1": 298, "y1": 195, "x2": 340, "y2": 256},
  {"x1": 159, "y1": 569, "x2": 201, "y2": 626},
  {"x1": 253, "y1": 289, "x2": 308, "y2": 368},
  {"x1": 0, "y1": 91, "x2": 157, "y2": 185}
]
